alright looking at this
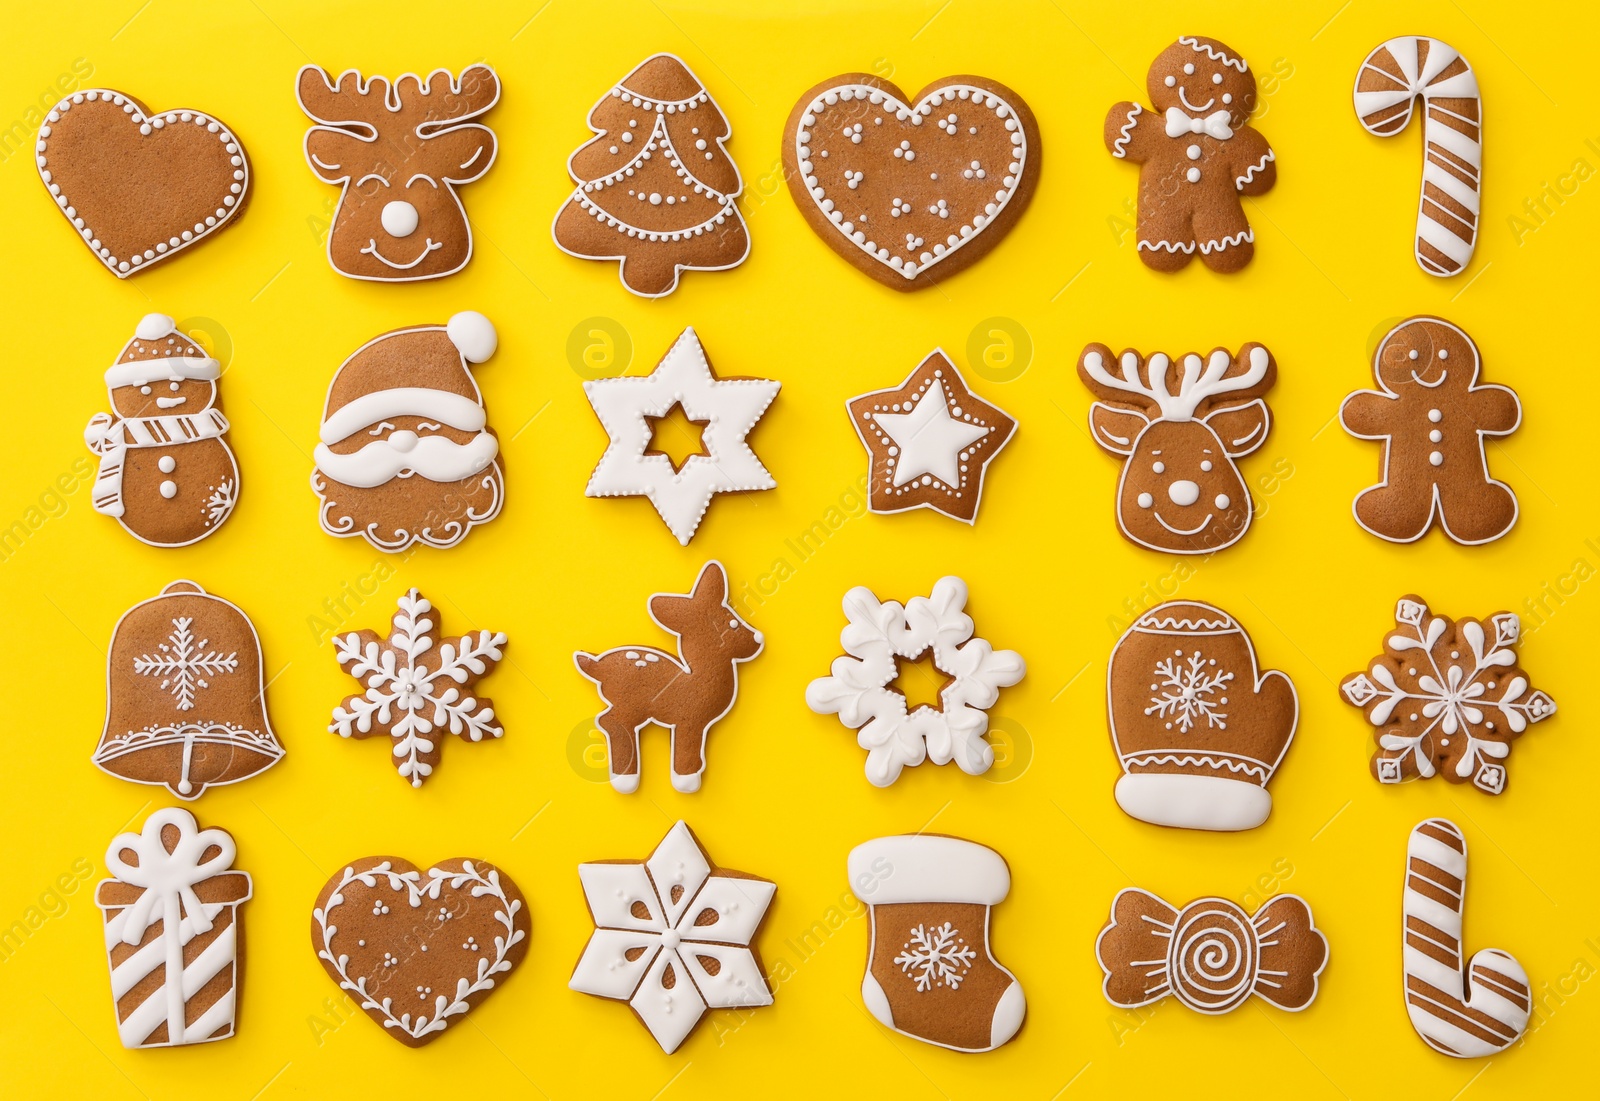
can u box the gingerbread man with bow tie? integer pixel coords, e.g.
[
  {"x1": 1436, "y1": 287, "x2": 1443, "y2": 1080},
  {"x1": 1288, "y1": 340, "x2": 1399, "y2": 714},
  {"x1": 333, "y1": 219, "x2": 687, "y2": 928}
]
[{"x1": 1105, "y1": 36, "x2": 1276, "y2": 273}]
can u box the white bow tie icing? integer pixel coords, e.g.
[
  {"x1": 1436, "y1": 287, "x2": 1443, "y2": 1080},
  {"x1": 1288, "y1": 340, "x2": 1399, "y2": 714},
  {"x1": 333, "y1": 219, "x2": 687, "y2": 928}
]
[{"x1": 1165, "y1": 107, "x2": 1233, "y2": 140}]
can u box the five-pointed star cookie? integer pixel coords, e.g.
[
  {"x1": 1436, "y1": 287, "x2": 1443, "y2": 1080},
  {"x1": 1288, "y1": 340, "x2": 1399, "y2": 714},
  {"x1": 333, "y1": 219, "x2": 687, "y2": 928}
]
[
  {"x1": 583, "y1": 328, "x2": 780, "y2": 544},
  {"x1": 848, "y1": 351, "x2": 1016, "y2": 522}
]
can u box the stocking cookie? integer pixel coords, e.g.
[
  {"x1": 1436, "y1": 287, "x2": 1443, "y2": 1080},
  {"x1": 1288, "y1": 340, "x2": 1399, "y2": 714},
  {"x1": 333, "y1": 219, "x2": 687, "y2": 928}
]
[
  {"x1": 848, "y1": 835, "x2": 1025, "y2": 1052},
  {"x1": 1340, "y1": 317, "x2": 1519, "y2": 545},
  {"x1": 1104, "y1": 37, "x2": 1275, "y2": 272}
]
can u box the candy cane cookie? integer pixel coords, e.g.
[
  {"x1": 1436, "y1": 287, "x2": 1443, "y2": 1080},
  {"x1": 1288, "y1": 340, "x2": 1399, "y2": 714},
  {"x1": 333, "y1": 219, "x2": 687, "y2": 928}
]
[
  {"x1": 1354, "y1": 37, "x2": 1481, "y2": 276},
  {"x1": 1403, "y1": 819, "x2": 1530, "y2": 1057}
]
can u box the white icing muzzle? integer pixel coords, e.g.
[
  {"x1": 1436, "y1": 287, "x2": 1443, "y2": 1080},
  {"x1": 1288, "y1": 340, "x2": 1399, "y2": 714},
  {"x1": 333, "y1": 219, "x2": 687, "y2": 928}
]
[{"x1": 315, "y1": 431, "x2": 498, "y2": 488}]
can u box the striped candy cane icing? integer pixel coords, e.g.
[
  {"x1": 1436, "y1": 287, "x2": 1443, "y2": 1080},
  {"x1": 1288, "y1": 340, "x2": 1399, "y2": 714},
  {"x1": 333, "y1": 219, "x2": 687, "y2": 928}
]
[
  {"x1": 1354, "y1": 38, "x2": 1481, "y2": 276},
  {"x1": 1403, "y1": 819, "x2": 1530, "y2": 1057}
]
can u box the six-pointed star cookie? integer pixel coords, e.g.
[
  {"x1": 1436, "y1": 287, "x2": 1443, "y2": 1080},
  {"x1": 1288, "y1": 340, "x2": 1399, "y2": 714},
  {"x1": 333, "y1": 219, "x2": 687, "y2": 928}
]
[
  {"x1": 583, "y1": 328, "x2": 780, "y2": 544},
  {"x1": 849, "y1": 351, "x2": 1016, "y2": 522}
]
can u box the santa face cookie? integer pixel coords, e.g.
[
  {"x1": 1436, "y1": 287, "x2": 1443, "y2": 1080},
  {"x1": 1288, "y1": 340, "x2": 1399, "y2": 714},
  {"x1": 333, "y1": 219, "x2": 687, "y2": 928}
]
[
  {"x1": 85, "y1": 314, "x2": 239, "y2": 548},
  {"x1": 37, "y1": 89, "x2": 249, "y2": 276},
  {"x1": 312, "y1": 312, "x2": 503, "y2": 551},
  {"x1": 312, "y1": 856, "x2": 528, "y2": 1047},
  {"x1": 552, "y1": 54, "x2": 749, "y2": 297},
  {"x1": 296, "y1": 66, "x2": 499, "y2": 282},
  {"x1": 783, "y1": 74, "x2": 1040, "y2": 289}
]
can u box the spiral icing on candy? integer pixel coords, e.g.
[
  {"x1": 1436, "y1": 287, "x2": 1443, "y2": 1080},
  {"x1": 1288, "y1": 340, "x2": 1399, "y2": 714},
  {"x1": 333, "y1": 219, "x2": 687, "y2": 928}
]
[{"x1": 1168, "y1": 900, "x2": 1260, "y2": 1012}]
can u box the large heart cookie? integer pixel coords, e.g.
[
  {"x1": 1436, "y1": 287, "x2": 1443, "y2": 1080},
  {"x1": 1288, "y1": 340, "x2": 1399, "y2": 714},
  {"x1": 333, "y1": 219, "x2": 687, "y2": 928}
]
[
  {"x1": 36, "y1": 89, "x2": 250, "y2": 277},
  {"x1": 783, "y1": 74, "x2": 1040, "y2": 290},
  {"x1": 311, "y1": 856, "x2": 529, "y2": 1047}
]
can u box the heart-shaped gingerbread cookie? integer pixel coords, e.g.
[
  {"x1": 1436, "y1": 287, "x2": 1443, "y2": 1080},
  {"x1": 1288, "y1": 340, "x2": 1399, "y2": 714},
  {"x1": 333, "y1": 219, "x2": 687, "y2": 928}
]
[
  {"x1": 36, "y1": 89, "x2": 250, "y2": 277},
  {"x1": 311, "y1": 856, "x2": 528, "y2": 1047},
  {"x1": 783, "y1": 75, "x2": 1040, "y2": 290}
]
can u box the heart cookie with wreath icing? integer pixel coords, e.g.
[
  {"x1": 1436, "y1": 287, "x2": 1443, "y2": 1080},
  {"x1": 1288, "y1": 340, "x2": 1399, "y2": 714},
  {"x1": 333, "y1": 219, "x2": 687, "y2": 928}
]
[
  {"x1": 35, "y1": 88, "x2": 250, "y2": 277},
  {"x1": 782, "y1": 74, "x2": 1040, "y2": 290}
]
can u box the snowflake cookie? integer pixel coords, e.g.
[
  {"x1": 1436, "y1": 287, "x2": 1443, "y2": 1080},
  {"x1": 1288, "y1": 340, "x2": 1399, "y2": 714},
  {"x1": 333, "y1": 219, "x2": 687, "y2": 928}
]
[
  {"x1": 1341, "y1": 596, "x2": 1555, "y2": 795},
  {"x1": 569, "y1": 821, "x2": 775, "y2": 1053},
  {"x1": 806, "y1": 577, "x2": 1025, "y2": 786}
]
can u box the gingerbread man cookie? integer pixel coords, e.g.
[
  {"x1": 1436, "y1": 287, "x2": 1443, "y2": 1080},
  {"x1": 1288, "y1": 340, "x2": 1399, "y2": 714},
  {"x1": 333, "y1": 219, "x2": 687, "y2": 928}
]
[{"x1": 1105, "y1": 37, "x2": 1275, "y2": 272}]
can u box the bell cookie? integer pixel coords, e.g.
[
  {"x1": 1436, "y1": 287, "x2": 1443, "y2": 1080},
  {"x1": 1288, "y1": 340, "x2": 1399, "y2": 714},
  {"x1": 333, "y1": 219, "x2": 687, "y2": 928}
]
[
  {"x1": 312, "y1": 856, "x2": 528, "y2": 1047},
  {"x1": 312, "y1": 311, "x2": 504, "y2": 551},
  {"x1": 85, "y1": 313, "x2": 239, "y2": 548},
  {"x1": 94, "y1": 581, "x2": 283, "y2": 799},
  {"x1": 1340, "y1": 316, "x2": 1519, "y2": 545},
  {"x1": 1341, "y1": 596, "x2": 1554, "y2": 795},
  {"x1": 570, "y1": 821, "x2": 775, "y2": 1054},
  {"x1": 782, "y1": 74, "x2": 1040, "y2": 290},
  {"x1": 36, "y1": 88, "x2": 249, "y2": 276},
  {"x1": 848, "y1": 350, "x2": 1016, "y2": 523},
  {"x1": 296, "y1": 65, "x2": 499, "y2": 282},
  {"x1": 1104, "y1": 36, "x2": 1275, "y2": 272},
  {"x1": 552, "y1": 53, "x2": 749, "y2": 297}
]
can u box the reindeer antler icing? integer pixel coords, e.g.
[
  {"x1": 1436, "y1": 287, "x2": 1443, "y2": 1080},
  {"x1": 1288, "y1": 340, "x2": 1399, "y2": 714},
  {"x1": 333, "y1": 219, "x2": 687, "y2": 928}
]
[{"x1": 1081, "y1": 346, "x2": 1271, "y2": 422}]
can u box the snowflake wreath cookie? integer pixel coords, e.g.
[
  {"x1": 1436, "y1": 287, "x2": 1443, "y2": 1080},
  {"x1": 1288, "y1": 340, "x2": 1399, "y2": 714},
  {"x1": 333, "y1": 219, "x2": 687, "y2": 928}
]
[{"x1": 806, "y1": 577, "x2": 1025, "y2": 786}]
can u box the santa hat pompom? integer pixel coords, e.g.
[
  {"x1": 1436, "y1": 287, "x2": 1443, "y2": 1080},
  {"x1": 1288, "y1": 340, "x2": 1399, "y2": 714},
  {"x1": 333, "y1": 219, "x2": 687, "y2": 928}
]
[
  {"x1": 135, "y1": 313, "x2": 176, "y2": 341},
  {"x1": 447, "y1": 312, "x2": 497, "y2": 363}
]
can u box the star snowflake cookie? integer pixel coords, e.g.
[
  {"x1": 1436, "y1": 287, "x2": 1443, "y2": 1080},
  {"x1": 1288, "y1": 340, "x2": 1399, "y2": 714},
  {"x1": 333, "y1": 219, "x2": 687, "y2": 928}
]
[
  {"x1": 583, "y1": 327, "x2": 779, "y2": 544},
  {"x1": 806, "y1": 576, "x2": 1025, "y2": 786},
  {"x1": 329, "y1": 589, "x2": 507, "y2": 787},
  {"x1": 1341, "y1": 596, "x2": 1555, "y2": 795},
  {"x1": 848, "y1": 350, "x2": 1015, "y2": 523},
  {"x1": 569, "y1": 821, "x2": 775, "y2": 1053}
]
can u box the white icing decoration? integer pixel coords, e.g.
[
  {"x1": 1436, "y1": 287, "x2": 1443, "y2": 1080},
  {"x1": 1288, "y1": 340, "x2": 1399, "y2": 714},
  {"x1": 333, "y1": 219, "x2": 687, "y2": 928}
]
[
  {"x1": 875, "y1": 377, "x2": 989, "y2": 488},
  {"x1": 446, "y1": 310, "x2": 497, "y2": 363},
  {"x1": 136, "y1": 313, "x2": 176, "y2": 341},
  {"x1": 380, "y1": 199, "x2": 419, "y2": 238},
  {"x1": 314, "y1": 432, "x2": 499, "y2": 489},
  {"x1": 1164, "y1": 106, "x2": 1233, "y2": 140},
  {"x1": 319, "y1": 388, "x2": 488, "y2": 445}
]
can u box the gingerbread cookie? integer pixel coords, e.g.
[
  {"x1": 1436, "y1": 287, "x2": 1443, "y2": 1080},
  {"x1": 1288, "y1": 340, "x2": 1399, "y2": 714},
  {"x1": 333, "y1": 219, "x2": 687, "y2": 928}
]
[
  {"x1": 1355, "y1": 38, "x2": 1481, "y2": 276},
  {"x1": 807, "y1": 577, "x2": 1024, "y2": 787},
  {"x1": 570, "y1": 821, "x2": 775, "y2": 1053},
  {"x1": 312, "y1": 856, "x2": 528, "y2": 1047},
  {"x1": 848, "y1": 350, "x2": 1016, "y2": 523},
  {"x1": 312, "y1": 312, "x2": 503, "y2": 551},
  {"x1": 1097, "y1": 888, "x2": 1326, "y2": 1014},
  {"x1": 97, "y1": 808, "x2": 251, "y2": 1048},
  {"x1": 574, "y1": 562, "x2": 761, "y2": 795},
  {"x1": 94, "y1": 581, "x2": 283, "y2": 799},
  {"x1": 1080, "y1": 342, "x2": 1276, "y2": 554},
  {"x1": 1340, "y1": 317, "x2": 1519, "y2": 545},
  {"x1": 330, "y1": 589, "x2": 507, "y2": 787},
  {"x1": 848, "y1": 835, "x2": 1024, "y2": 1052},
  {"x1": 85, "y1": 314, "x2": 239, "y2": 548},
  {"x1": 552, "y1": 54, "x2": 749, "y2": 297},
  {"x1": 1104, "y1": 37, "x2": 1275, "y2": 272},
  {"x1": 782, "y1": 74, "x2": 1040, "y2": 290},
  {"x1": 1341, "y1": 597, "x2": 1555, "y2": 795},
  {"x1": 296, "y1": 65, "x2": 498, "y2": 282},
  {"x1": 1107, "y1": 602, "x2": 1297, "y2": 831},
  {"x1": 583, "y1": 327, "x2": 778, "y2": 545},
  {"x1": 36, "y1": 89, "x2": 249, "y2": 276}
]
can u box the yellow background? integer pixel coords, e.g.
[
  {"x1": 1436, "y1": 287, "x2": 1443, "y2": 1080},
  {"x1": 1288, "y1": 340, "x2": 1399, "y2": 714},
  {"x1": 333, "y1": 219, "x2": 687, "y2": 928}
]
[{"x1": 1, "y1": 0, "x2": 1596, "y2": 1097}]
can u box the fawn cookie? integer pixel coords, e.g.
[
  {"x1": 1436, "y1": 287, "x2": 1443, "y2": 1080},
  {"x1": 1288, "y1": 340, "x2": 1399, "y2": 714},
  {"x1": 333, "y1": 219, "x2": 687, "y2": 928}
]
[
  {"x1": 37, "y1": 88, "x2": 249, "y2": 276},
  {"x1": 1097, "y1": 888, "x2": 1326, "y2": 1014},
  {"x1": 570, "y1": 821, "x2": 775, "y2": 1053},
  {"x1": 1108, "y1": 602, "x2": 1297, "y2": 831},
  {"x1": 1341, "y1": 596, "x2": 1555, "y2": 795},
  {"x1": 330, "y1": 589, "x2": 507, "y2": 787},
  {"x1": 553, "y1": 54, "x2": 749, "y2": 297},
  {"x1": 849, "y1": 834, "x2": 1025, "y2": 1052},
  {"x1": 1104, "y1": 37, "x2": 1275, "y2": 272},
  {"x1": 312, "y1": 312, "x2": 503, "y2": 550},
  {"x1": 94, "y1": 581, "x2": 283, "y2": 799},
  {"x1": 85, "y1": 314, "x2": 239, "y2": 548},
  {"x1": 1080, "y1": 342, "x2": 1276, "y2": 554},
  {"x1": 1402, "y1": 819, "x2": 1530, "y2": 1056},
  {"x1": 98, "y1": 808, "x2": 251, "y2": 1048},
  {"x1": 312, "y1": 856, "x2": 528, "y2": 1047},
  {"x1": 782, "y1": 74, "x2": 1040, "y2": 290},
  {"x1": 849, "y1": 350, "x2": 1016, "y2": 523},
  {"x1": 1341, "y1": 317, "x2": 1519, "y2": 545},
  {"x1": 574, "y1": 561, "x2": 761, "y2": 795},
  {"x1": 1355, "y1": 38, "x2": 1481, "y2": 276},
  {"x1": 297, "y1": 65, "x2": 498, "y2": 281},
  {"x1": 582, "y1": 328, "x2": 778, "y2": 545},
  {"x1": 807, "y1": 577, "x2": 1024, "y2": 787}
]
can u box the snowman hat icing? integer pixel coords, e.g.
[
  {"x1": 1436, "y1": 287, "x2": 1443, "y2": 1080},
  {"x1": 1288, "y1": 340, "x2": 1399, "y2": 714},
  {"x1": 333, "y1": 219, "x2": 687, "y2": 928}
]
[{"x1": 105, "y1": 314, "x2": 220, "y2": 387}]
